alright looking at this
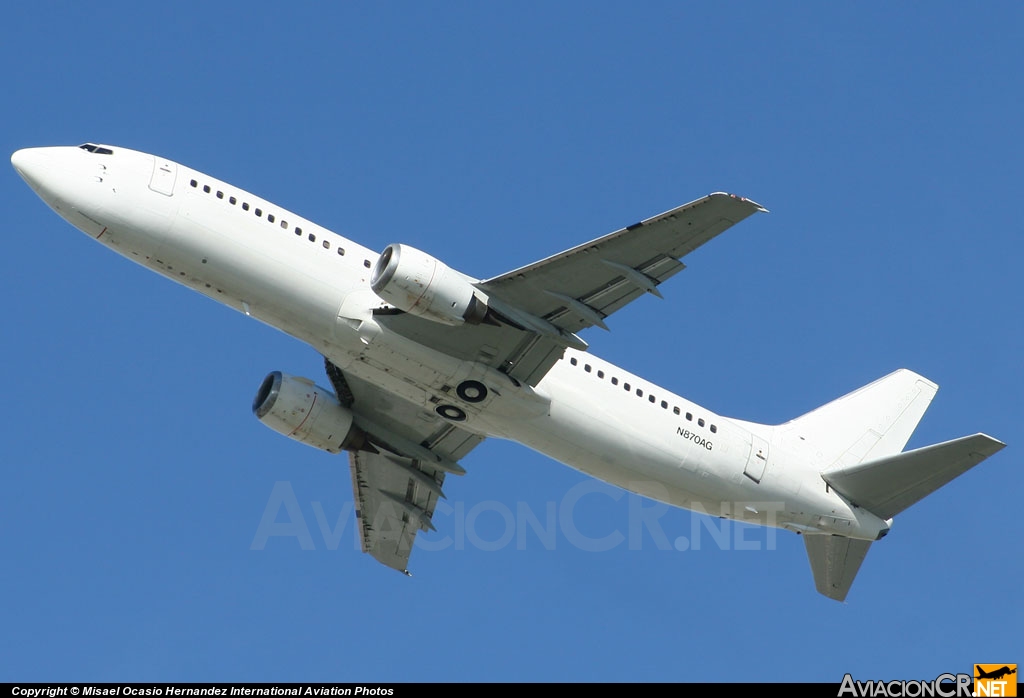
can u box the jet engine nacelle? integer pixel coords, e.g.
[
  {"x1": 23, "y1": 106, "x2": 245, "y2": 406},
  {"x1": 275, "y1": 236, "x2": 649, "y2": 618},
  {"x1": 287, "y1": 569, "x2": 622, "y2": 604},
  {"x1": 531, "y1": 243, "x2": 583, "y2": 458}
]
[
  {"x1": 252, "y1": 371, "x2": 367, "y2": 454},
  {"x1": 370, "y1": 243, "x2": 488, "y2": 325}
]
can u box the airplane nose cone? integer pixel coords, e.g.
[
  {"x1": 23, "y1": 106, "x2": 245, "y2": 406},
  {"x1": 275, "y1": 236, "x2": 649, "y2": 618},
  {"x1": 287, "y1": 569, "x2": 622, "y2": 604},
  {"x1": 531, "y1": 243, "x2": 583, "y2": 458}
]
[{"x1": 11, "y1": 147, "x2": 50, "y2": 189}]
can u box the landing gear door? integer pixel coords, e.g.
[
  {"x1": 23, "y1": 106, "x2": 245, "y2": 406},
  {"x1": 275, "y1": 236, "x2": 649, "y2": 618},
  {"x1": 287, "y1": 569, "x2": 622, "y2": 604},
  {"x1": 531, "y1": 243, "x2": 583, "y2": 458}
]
[
  {"x1": 149, "y1": 157, "x2": 177, "y2": 196},
  {"x1": 744, "y1": 434, "x2": 769, "y2": 483}
]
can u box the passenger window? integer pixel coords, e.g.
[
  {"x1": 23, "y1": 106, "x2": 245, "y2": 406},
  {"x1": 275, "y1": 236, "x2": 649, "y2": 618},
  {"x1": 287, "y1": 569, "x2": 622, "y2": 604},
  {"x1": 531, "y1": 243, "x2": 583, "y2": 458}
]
[
  {"x1": 698, "y1": 418, "x2": 705, "y2": 427},
  {"x1": 296, "y1": 227, "x2": 303, "y2": 235},
  {"x1": 661, "y1": 400, "x2": 668, "y2": 409},
  {"x1": 584, "y1": 364, "x2": 591, "y2": 373},
  {"x1": 256, "y1": 209, "x2": 263, "y2": 217},
  {"x1": 308, "y1": 233, "x2": 316, "y2": 242},
  {"x1": 364, "y1": 260, "x2": 371, "y2": 268},
  {"x1": 189, "y1": 180, "x2": 197, "y2": 188},
  {"x1": 673, "y1": 406, "x2": 680, "y2": 415},
  {"x1": 242, "y1": 202, "x2": 250, "y2": 211},
  {"x1": 648, "y1": 395, "x2": 655, "y2": 403},
  {"x1": 710, "y1": 425, "x2": 717, "y2": 434},
  {"x1": 322, "y1": 240, "x2": 330, "y2": 249},
  {"x1": 203, "y1": 185, "x2": 210, "y2": 193},
  {"x1": 636, "y1": 388, "x2": 643, "y2": 397},
  {"x1": 216, "y1": 191, "x2": 223, "y2": 199},
  {"x1": 624, "y1": 383, "x2": 631, "y2": 391},
  {"x1": 597, "y1": 370, "x2": 604, "y2": 379},
  {"x1": 686, "y1": 413, "x2": 693, "y2": 421},
  {"x1": 229, "y1": 196, "x2": 236, "y2": 205},
  {"x1": 337, "y1": 248, "x2": 345, "y2": 256},
  {"x1": 611, "y1": 377, "x2": 618, "y2": 385},
  {"x1": 570, "y1": 358, "x2": 577, "y2": 366},
  {"x1": 268, "y1": 214, "x2": 275, "y2": 223},
  {"x1": 281, "y1": 220, "x2": 288, "y2": 229}
]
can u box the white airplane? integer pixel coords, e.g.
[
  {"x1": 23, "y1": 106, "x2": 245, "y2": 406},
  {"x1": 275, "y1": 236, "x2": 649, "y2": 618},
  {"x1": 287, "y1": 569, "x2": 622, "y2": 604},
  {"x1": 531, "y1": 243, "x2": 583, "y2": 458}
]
[{"x1": 11, "y1": 143, "x2": 1005, "y2": 601}]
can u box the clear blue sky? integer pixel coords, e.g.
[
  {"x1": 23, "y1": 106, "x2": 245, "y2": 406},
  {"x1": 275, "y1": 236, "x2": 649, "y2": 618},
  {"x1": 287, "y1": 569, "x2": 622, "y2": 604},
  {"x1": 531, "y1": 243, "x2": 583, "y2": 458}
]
[{"x1": 3, "y1": 2, "x2": 1020, "y2": 682}]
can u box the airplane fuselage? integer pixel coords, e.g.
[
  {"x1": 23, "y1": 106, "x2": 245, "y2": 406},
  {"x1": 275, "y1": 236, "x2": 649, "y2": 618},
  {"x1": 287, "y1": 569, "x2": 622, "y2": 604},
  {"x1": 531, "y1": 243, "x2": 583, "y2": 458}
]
[{"x1": 12, "y1": 145, "x2": 890, "y2": 545}]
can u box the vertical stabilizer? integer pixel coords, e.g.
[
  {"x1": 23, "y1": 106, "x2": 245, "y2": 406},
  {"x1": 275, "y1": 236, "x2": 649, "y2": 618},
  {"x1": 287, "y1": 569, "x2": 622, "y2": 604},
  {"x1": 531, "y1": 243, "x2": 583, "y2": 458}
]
[{"x1": 781, "y1": 369, "x2": 938, "y2": 471}]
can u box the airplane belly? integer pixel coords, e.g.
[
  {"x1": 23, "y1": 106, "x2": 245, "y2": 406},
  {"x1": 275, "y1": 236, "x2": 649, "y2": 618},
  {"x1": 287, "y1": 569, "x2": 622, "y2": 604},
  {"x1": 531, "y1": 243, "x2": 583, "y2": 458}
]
[
  {"x1": 152, "y1": 211, "x2": 347, "y2": 340},
  {"x1": 500, "y1": 392, "x2": 707, "y2": 504},
  {"x1": 325, "y1": 318, "x2": 552, "y2": 434}
]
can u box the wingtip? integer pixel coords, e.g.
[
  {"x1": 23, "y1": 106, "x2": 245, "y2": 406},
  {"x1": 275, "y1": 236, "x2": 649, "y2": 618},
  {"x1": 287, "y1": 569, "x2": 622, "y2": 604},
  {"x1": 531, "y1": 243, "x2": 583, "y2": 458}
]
[
  {"x1": 710, "y1": 192, "x2": 769, "y2": 213},
  {"x1": 974, "y1": 433, "x2": 1007, "y2": 451}
]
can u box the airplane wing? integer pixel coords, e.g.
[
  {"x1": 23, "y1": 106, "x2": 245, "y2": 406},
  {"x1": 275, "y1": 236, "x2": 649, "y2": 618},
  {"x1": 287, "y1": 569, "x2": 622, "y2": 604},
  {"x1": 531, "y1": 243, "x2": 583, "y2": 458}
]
[
  {"x1": 327, "y1": 361, "x2": 484, "y2": 573},
  {"x1": 377, "y1": 193, "x2": 765, "y2": 386},
  {"x1": 480, "y1": 193, "x2": 766, "y2": 333}
]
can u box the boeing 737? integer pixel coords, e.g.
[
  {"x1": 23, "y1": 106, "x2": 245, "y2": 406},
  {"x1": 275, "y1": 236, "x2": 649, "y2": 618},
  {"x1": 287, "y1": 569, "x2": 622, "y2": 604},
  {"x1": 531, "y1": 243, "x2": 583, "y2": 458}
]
[{"x1": 11, "y1": 143, "x2": 1005, "y2": 601}]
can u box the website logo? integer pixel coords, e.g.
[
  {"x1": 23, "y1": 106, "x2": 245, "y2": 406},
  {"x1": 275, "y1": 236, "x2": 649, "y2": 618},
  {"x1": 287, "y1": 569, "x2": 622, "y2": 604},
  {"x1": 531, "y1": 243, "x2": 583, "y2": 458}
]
[{"x1": 974, "y1": 665, "x2": 1017, "y2": 697}]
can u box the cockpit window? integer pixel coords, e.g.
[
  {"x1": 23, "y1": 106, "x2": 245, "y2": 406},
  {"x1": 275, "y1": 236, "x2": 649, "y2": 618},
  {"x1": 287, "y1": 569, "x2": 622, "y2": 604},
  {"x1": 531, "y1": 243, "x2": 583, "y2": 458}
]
[{"x1": 78, "y1": 143, "x2": 113, "y2": 155}]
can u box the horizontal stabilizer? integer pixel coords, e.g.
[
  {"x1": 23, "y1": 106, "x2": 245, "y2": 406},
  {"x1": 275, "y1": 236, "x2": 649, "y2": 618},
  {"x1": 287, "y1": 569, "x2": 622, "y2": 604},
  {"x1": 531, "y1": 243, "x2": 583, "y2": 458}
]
[
  {"x1": 804, "y1": 535, "x2": 872, "y2": 602},
  {"x1": 822, "y1": 433, "x2": 1006, "y2": 520}
]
